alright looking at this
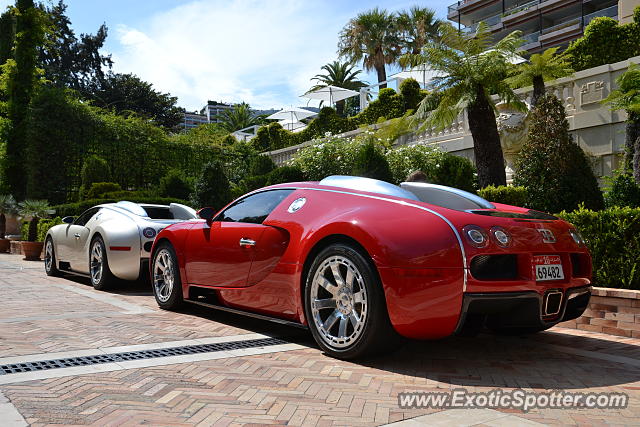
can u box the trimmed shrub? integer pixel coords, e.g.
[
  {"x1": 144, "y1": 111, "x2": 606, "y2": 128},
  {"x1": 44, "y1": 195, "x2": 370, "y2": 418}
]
[
  {"x1": 604, "y1": 171, "x2": 640, "y2": 208},
  {"x1": 478, "y1": 185, "x2": 528, "y2": 207},
  {"x1": 386, "y1": 145, "x2": 477, "y2": 191},
  {"x1": 240, "y1": 175, "x2": 268, "y2": 192},
  {"x1": 514, "y1": 94, "x2": 604, "y2": 213},
  {"x1": 432, "y1": 154, "x2": 476, "y2": 193},
  {"x1": 51, "y1": 197, "x2": 192, "y2": 218},
  {"x1": 399, "y1": 78, "x2": 423, "y2": 112},
  {"x1": 266, "y1": 166, "x2": 306, "y2": 185},
  {"x1": 358, "y1": 88, "x2": 404, "y2": 124},
  {"x1": 158, "y1": 169, "x2": 192, "y2": 200},
  {"x1": 387, "y1": 144, "x2": 444, "y2": 184},
  {"x1": 191, "y1": 161, "x2": 232, "y2": 210},
  {"x1": 21, "y1": 217, "x2": 64, "y2": 243},
  {"x1": 351, "y1": 141, "x2": 393, "y2": 182},
  {"x1": 85, "y1": 182, "x2": 122, "y2": 200},
  {"x1": 558, "y1": 206, "x2": 640, "y2": 289},
  {"x1": 291, "y1": 136, "x2": 364, "y2": 181},
  {"x1": 249, "y1": 155, "x2": 276, "y2": 176},
  {"x1": 80, "y1": 155, "x2": 110, "y2": 199}
]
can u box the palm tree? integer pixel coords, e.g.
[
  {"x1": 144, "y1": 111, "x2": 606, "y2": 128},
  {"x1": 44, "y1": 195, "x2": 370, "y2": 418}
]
[
  {"x1": 0, "y1": 194, "x2": 16, "y2": 239},
  {"x1": 506, "y1": 47, "x2": 573, "y2": 107},
  {"x1": 215, "y1": 102, "x2": 259, "y2": 133},
  {"x1": 603, "y1": 63, "x2": 640, "y2": 182},
  {"x1": 403, "y1": 23, "x2": 526, "y2": 188},
  {"x1": 396, "y1": 6, "x2": 442, "y2": 55},
  {"x1": 338, "y1": 7, "x2": 400, "y2": 89},
  {"x1": 18, "y1": 199, "x2": 50, "y2": 242},
  {"x1": 309, "y1": 61, "x2": 367, "y2": 116}
]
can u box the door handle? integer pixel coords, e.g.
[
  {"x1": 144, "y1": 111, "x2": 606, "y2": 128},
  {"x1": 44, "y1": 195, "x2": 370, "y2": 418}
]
[
  {"x1": 239, "y1": 238, "x2": 256, "y2": 247},
  {"x1": 74, "y1": 233, "x2": 81, "y2": 239}
]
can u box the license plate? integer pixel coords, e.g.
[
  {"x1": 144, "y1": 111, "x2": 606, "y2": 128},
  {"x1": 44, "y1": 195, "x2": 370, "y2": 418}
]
[{"x1": 534, "y1": 255, "x2": 564, "y2": 281}]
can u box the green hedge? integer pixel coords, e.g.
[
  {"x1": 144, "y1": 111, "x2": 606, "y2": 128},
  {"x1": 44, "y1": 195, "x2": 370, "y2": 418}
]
[
  {"x1": 558, "y1": 206, "x2": 640, "y2": 289},
  {"x1": 20, "y1": 217, "x2": 64, "y2": 242},
  {"x1": 565, "y1": 7, "x2": 640, "y2": 71},
  {"x1": 51, "y1": 197, "x2": 192, "y2": 217},
  {"x1": 478, "y1": 185, "x2": 528, "y2": 207}
]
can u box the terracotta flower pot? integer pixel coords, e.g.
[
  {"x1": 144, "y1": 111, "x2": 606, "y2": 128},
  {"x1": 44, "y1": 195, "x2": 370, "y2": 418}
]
[
  {"x1": 21, "y1": 241, "x2": 44, "y2": 261},
  {"x1": 0, "y1": 238, "x2": 9, "y2": 253}
]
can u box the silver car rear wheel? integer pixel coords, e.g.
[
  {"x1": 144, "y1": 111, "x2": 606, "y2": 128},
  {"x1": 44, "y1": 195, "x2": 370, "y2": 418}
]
[
  {"x1": 310, "y1": 255, "x2": 368, "y2": 349},
  {"x1": 90, "y1": 241, "x2": 103, "y2": 285},
  {"x1": 89, "y1": 237, "x2": 115, "y2": 290}
]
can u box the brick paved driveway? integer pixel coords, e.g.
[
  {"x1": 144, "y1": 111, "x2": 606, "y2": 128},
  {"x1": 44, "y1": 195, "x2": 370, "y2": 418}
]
[{"x1": 0, "y1": 252, "x2": 639, "y2": 426}]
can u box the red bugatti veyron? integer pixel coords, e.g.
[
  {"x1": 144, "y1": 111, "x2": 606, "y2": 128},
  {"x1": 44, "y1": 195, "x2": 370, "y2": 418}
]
[{"x1": 150, "y1": 175, "x2": 592, "y2": 359}]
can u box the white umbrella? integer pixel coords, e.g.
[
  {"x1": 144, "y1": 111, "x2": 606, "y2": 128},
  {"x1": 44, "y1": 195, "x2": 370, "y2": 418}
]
[
  {"x1": 392, "y1": 64, "x2": 443, "y2": 88},
  {"x1": 266, "y1": 106, "x2": 316, "y2": 123},
  {"x1": 278, "y1": 118, "x2": 306, "y2": 132},
  {"x1": 302, "y1": 85, "x2": 359, "y2": 106}
]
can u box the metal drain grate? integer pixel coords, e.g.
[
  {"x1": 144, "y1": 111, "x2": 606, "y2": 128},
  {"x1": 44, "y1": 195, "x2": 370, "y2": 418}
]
[{"x1": 0, "y1": 337, "x2": 287, "y2": 375}]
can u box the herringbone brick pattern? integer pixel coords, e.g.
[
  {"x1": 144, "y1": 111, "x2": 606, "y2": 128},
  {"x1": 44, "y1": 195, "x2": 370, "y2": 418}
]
[
  {"x1": 2, "y1": 253, "x2": 640, "y2": 426},
  {"x1": 4, "y1": 331, "x2": 640, "y2": 426}
]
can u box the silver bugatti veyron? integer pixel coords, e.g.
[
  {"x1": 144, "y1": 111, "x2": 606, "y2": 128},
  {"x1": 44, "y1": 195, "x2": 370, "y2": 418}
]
[{"x1": 44, "y1": 201, "x2": 197, "y2": 289}]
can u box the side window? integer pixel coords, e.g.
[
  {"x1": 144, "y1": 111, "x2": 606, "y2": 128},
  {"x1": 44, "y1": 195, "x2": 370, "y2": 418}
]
[
  {"x1": 74, "y1": 208, "x2": 100, "y2": 226},
  {"x1": 217, "y1": 190, "x2": 293, "y2": 224}
]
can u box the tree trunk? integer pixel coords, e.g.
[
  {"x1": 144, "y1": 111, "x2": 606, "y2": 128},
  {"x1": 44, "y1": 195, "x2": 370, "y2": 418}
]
[
  {"x1": 467, "y1": 87, "x2": 507, "y2": 188},
  {"x1": 624, "y1": 114, "x2": 640, "y2": 174},
  {"x1": 28, "y1": 217, "x2": 38, "y2": 242},
  {"x1": 336, "y1": 100, "x2": 345, "y2": 116},
  {"x1": 376, "y1": 64, "x2": 387, "y2": 89},
  {"x1": 0, "y1": 213, "x2": 5, "y2": 239},
  {"x1": 531, "y1": 75, "x2": 545, "y2": 107}
]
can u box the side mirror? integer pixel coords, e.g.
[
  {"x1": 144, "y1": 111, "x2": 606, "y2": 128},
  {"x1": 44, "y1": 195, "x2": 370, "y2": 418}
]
[
  {"x1": 197, "y1": 207, "x2": 216, "y2": 223},
  {"x1": 62, "y1": 216, "x2": 75, "y2": 224}
]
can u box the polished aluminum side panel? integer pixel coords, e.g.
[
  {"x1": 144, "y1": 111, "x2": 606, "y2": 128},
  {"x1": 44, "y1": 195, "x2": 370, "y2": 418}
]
[{"x1": 94, "y1": 210, "x2": 141, "y2": 280}]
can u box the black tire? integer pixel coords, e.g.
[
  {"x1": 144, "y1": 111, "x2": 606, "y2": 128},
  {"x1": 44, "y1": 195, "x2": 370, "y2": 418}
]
[
  {"x1": 151, "y1": 242, "x2": 183, "y2": 309},
  {"x1": 304, "y1": 243, "x2": 398, "y2": 360},
  {"x1": 89, "y1": 236, "x2": 116, "y2": 290},
  {"x1": 44, "y1": 237, "x2": 61, "y2": 277}
]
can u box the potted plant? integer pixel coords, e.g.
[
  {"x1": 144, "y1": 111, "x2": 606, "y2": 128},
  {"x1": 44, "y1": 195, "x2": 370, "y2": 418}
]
[
  {"x1": 0, "y1": 194, "x2": 16, "y2": 253},
  {"x1": 18, "y1": 199, "x2": 52, "y2": 260}
]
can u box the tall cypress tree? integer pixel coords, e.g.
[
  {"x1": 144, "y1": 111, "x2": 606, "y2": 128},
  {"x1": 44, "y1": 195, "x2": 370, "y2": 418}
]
[
  {"x1": 4, "y1": 0, "x2": 44, "y2": 199},
  {"x1": 0, "y1": 9, "x2": 16, "y2": 68}
]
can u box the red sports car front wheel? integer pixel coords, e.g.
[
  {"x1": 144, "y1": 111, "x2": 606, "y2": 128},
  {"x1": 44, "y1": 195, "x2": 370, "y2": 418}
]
[{"x1": 304, "y1": 243, "x2": 397, "y2": 359}]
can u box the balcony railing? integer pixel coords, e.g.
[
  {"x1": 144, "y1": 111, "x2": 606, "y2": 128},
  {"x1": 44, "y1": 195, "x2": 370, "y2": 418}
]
[
  {"x1": 462, "y1": 13, "x2": 502, "y2": 33},
  {"x1": 541, "y1": 17, "x2": 581, "y2": 35},
  {"x1": 584, "y1": 5, "x2": 618, "y2": 26},
  {"x1": 522, "y1": 31, "x2": 540, "y2": 43},
  {"x1": 502, "y1": 0, "x2": 539, "y2": 18}
]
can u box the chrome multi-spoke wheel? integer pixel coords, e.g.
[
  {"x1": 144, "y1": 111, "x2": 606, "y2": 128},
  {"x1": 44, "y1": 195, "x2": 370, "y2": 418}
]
[
  {"x1": 310, "y1": 255, "x2": 368, "y2": 349},
  {"x1": 44, "y1": 238, "x2": 60, "y2": 277},
  {"x1": 90, "y1": 241, "x2": 103, "y2": 285},
  {"x1": 151, "y1": 243, "x2": 183, "y2": 309},
  {"x1": 89, "y1": 237, "x2": 114, "y2": 290},
  {"x1": 305, "y1": 244, "x2": 397, "y2": 360},
  {"x1": 153, "y1": 249, "x2": 175, "y2": 303}
]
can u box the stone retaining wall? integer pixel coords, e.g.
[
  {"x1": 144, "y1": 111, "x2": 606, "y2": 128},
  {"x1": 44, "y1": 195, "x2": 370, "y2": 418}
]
[{"x1": 558, "y1": 287, "x2": 640, "y2": 338}]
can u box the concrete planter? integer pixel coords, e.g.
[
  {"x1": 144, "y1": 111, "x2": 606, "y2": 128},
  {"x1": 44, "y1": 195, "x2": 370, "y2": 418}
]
[
  {"x1": 558, "y1": 287, "x2": 640, "y2": 338},
  {"x1": 0, "y1": 238, "x2": 9, "y2": 253}
]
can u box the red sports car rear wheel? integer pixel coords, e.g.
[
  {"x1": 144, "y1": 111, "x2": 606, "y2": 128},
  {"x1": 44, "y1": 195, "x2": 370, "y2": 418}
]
[{"x1": 305, "y1": 243, "x2": 397, "y2": 359}]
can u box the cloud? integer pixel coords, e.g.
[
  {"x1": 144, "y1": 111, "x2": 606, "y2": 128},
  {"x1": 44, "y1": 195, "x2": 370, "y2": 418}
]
[{"x1": 111, "y1": 0, "x2": 350, "y2": 111}]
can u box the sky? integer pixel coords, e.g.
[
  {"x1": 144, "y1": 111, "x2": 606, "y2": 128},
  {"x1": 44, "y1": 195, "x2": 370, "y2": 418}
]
[{"x1": 0, "y1": 0, "x2": 450, "y2": 111}]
